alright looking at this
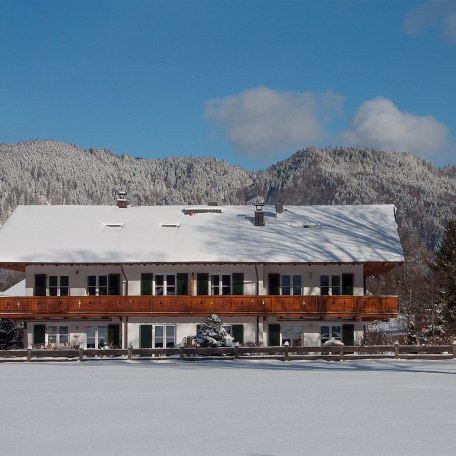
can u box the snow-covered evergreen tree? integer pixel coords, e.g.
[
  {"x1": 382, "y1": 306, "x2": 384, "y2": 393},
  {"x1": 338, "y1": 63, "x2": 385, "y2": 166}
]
[
  {"x1": 406, "y1": 321, "x2": 418, "y2": 345},
  {"x1": 195, "y1": 315, "x2": 234, "y2": 348},
  {"x1": 435, "y1": 220, "x2": 456, "y2": 335},
  {"x1": 0, "y1": 319, "x2": 22, "y2": 348}
]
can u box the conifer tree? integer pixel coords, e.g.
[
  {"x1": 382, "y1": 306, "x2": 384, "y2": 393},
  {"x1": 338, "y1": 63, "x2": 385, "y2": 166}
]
[
  {"x1": 0, "y1": 319, "x2": 22, "y2": 347},
  {"x1": 195, "y1": 314, "x2": 234, "y2": 348},
  {"x1": 435, "y1": 220, "x2": 456, "y2": 335}
]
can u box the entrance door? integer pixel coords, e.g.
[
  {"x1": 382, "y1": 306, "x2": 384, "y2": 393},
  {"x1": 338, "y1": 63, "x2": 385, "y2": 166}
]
[
  {"x1": 139, "y1": 325, "x2": 152, "y2": 348},
  {"x1": 342, "y1": 324, "x2": 355, "y2": 346},
  {"x1": 268, "y1": 324, "x2": 281, "y2": 346}
]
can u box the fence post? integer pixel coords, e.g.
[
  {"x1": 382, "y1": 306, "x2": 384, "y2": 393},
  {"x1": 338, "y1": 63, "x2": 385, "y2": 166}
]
[
  {"x1": 339, "y1": 345, "x2": 344, "y2": 361},
  {"x1": 79, "y1": 347, "x2": 84, "y2": 362},
  {"x1": 453, "y1": 341, "x2": 456, "y2": 358},
  {"x1": 394, "y1": 341, "x2": 400, "y2": 359},
  {"x1": 179, "y1": 345, "x2": 184, "y2": 360},
  {"x1": 27, "y1": 347, "x2": 32, "y2": 362}
]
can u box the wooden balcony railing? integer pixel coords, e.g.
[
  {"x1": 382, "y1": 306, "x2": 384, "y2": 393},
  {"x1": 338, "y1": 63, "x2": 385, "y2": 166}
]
[{"x1": 0, "y1": 295, "x2": 398, "y2": 320}]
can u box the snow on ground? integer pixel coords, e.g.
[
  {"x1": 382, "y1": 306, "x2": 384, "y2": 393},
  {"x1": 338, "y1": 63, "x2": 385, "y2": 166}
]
[{"x1": 1, "y1": 359, "x2": 455, "y2": 456}]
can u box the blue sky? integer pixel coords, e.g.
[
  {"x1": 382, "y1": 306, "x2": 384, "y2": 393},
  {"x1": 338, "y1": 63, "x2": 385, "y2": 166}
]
[{"x1": 0, "y1": 0, "x2": 455, "y2": 169}]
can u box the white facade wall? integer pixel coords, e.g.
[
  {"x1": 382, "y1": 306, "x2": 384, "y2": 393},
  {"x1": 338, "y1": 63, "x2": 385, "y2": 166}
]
[
  {"x1": 25, "y1": 318, "x2": 364, "y2": 349},
  {"x1": 25, "y1": 263, "x2": 364, "y2": 296},
  {"x1": 23, "y1": 263, "x2": 367, "y2": 348}
]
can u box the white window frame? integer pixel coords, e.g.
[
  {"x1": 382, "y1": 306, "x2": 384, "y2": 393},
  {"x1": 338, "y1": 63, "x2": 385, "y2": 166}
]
[
  {"x1": 48, "y1": 275, "x2": 70, "y2": 296},
  {"x1": 154, "y1": 325, "x2": 175, "y2": 348},
  {"x1": 319, "y1": 275, "x2": 341, "y2": 296},
  {"x1": 47, "y1": 325, "x2": 69, "y2": 345},
  {"x1": 154, "y1": 274, "x2": 176, "y2": 296},
  {"x1": 281, "y1": 274, "x2": 302, "y2": 296},
  {"x1": 320, "y1": 325, "x2": 341, "y2": 344},
  {"x1": 87, "y1": 275, "x2": 108, "y2": 296},
  {"x1": 86, "y1": 325, "x2": 108, "y2": 348},
  {"x1": 210, "y1": 274, "x2": 232, "y2": 295}
]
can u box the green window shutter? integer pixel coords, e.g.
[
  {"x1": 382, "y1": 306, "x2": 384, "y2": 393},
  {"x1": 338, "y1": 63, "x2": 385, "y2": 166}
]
[
  {"x1": 232, "y1": 324, "x2": 244, "y2": 345},
  {"x1": 197, "y1": 273, "x2": 209, "y2": 295},
  {"x1": 34, "y1": 274, "x2": 46, "y2": 296},
  {"x1": 141, "y1": 273, "x2": 153, "y2": 295},
  {"x1": 268, "y1": 273, "x2": 280, "y2": 295},
  {"x1": 139, "y1": 325, "x2": 152, "y2": 349},
  {"x1": 268, "y1": 324, "x2": 281, "y2": 346},
  {"x1": 34, "y1": 324, "x2": 46, "y2": 344},
  {"x1": 232, "y1": 273, "x2": 244, "y2": 295},
  {"x1": 108, "y1": 324, "x2": 120, "y2": 347},
  {"x1": 177, "y1": 273, "x2": 188, "y2": 295},
  {"x1": 108, "y1": 274, "x2": 121, "y2": 295},
  {"x1": 342, "y1": 273, "x2": 354, "y2": 295}
]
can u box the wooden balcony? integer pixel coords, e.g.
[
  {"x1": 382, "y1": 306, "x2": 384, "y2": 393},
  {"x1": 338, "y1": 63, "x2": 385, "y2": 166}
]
[{"x1": 0, "y1": 295, "x2": 398, "y2": 320}]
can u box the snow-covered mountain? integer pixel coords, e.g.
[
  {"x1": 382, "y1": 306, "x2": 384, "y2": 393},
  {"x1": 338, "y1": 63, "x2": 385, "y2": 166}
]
[{"x1": 1, "y1": 139, "x2": 455, "y2": 249}]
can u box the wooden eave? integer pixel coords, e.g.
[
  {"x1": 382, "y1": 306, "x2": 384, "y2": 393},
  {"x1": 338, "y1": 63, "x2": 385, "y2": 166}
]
[
  {"x1": 1, "y1": 261, "x2": 402, "y2": 272},
  {"x1": 0, "y1": 263, "x2": 26, "y2": 272}
]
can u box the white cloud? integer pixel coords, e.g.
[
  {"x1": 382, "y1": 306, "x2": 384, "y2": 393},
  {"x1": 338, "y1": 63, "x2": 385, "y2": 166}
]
[
  {"x1": 403, "y1": 0, "x2": 456, "y2": 43},
  {"x1": 205, "y1": 86, "x2": 344, "y2": 159},
  {"x1": 341, "y1": 97, "x2": 451, "y2": 159}
]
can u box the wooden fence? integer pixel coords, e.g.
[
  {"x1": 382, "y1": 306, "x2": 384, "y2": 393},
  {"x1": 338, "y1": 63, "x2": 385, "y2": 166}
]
[{"x1": 1, "y1": 344, "x2": 456, "y2": 362}]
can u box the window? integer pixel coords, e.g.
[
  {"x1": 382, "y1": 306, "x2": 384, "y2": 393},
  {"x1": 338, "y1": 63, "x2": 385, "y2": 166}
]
[
  {"x1": 87, "y1": 326, "x2": 95, "y2": 348},
  {"x1": 281, "y1": 275, "x2": 302, "y2": 295},
  {"x1": 98, "y1": 276, "x2": 108, "y2": 295},
  {"x1": 155, "y1": 275, "x2": 176, "y2": 296},
  {"x1": 34, "y1": 274, "x2": 69, "y2": 296},
  {"x1": 87, "y1": 275, "x2": 120, "y2": 296},
  {"x1": 85, "y1": 325, "x2": 111, "y2": 349},
  {"x1": 47, "y1": 326, "x2": 69, "y2": 345},
  {"x1": 49, "y1": 276, "x2": 69, "y2": 296},
  {"x1": 87, "y1": 276, "x2": 107, "y2": 295},
  {"x1": 98, "y1": 325, "x2": 108, "y2": 348},
  {"x1": 154, "y1": 325, "x2": 175, "y2": 348},
  {"x1": 320, "y1": 325, "x2": 341, "y2": 344},
  {"x1": 209, "y1": 273, "x2": 244, "y2": 295},
  {"x1": 269, "y1": 274, "x2": 302, "y2": 295},
  {"x1": 320, "y1": 274, "x2": 354, "y2": 296},
  {"x1": 211, "y1": 274, "x2": 231, "y2": 295}
]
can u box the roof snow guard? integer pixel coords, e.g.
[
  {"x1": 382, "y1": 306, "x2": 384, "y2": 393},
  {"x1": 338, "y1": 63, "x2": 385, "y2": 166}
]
[{"x1": 182, "y1": 207, "x2": 223, "y2": 215}]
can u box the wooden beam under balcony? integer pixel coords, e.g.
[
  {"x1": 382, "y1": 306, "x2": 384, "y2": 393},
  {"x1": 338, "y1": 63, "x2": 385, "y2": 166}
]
[{"x1": 0, "y1": 295, "x2": 398, "y2": 320}]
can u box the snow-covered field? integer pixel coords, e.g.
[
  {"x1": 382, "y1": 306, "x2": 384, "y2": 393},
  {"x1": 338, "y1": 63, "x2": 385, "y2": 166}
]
[{"x1": 1, "y1": 359, "x2": 455, "y2": 456}]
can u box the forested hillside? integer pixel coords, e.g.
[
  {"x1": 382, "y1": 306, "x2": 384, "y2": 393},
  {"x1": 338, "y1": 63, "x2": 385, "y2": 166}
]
[
  {"x1": 2, "y1": 139, "x2": 456, "y2": 338},
  {"x1": 1, "y1": 140, "x2": 455, "y2": 250}
]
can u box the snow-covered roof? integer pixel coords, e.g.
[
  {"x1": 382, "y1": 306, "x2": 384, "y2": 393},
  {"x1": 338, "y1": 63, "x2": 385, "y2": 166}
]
[
  {"x1": 0, "y1": 204, "x2": 404, "y2": 264},
  {"x1": 0, "y1": 279, "x2": 25, "y2": 296}
]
